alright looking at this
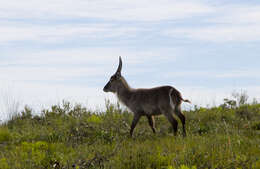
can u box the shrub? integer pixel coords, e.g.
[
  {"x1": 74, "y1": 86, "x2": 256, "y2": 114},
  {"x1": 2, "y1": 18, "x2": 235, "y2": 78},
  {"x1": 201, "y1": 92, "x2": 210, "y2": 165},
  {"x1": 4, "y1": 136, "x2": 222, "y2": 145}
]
[
  {"x1": 20, "y1": 105, "x2": 33, "y2": 119},
  {"x1": 0, "y1": 127, "x2": 11, "y2": 143},
  {"x1": 235, "y1": 104, "x2": 260, "y2": 119}
]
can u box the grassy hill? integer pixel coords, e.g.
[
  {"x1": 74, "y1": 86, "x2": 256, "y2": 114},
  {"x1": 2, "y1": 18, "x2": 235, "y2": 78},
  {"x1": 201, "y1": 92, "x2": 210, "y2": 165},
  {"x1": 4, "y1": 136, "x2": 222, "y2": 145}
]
[{"x1": 0, "y1": 100, "x2": 260, "y2": 169}]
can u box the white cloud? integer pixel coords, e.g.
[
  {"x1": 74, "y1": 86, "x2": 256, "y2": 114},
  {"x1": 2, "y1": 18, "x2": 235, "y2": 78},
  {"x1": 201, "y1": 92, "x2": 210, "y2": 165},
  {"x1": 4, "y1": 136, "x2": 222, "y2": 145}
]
[
  {"x1": 215, "y1": 70, "x2": 260, "y2": 78},
  {"x1": 2, "y1": 1, "x2": 260, "y2": 44},
  {"x1": 0, "y1": 66, "x2": 102, "y2": 82},
  {"x1": 164, "y1": 24, "x2": 260, "y2": 42},
  {"x1": 1, "y1": 47, "x2": 178, "y2": 65},
  {"x1": 0, "y1": 22, "x2": 146, "y2": 44},
  {"x1": 164, "y1": 4, "x2": 260, "y2": 42},
  {"x1": 0, "y1": 47, "x2": 178, "y2": 82},
  {"x1": 0, "y1": 1, "x2": 213, "y2": 44},
  {"x1": 164, "y1": 70, "x2": 260, "y2": 79},
  {"x1": 208, "y1": 5, "x2": 260, "y2": 25},
  {"x1": 0, "y1": 0, "x2": 212, "y2": 21}
]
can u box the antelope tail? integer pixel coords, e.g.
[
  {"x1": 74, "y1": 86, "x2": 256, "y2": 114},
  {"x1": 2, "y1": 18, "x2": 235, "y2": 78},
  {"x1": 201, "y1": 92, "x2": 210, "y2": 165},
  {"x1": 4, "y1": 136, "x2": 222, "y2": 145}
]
[{"x1": 182, "y1": 98, "x2": 191, "y2": 104}]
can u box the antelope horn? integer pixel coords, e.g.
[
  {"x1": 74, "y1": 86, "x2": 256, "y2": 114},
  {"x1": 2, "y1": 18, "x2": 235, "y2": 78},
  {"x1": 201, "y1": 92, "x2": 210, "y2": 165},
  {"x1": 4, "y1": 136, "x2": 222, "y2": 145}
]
[{"x1": 116, "y1": 56, "x2": 122, "y2": 75}]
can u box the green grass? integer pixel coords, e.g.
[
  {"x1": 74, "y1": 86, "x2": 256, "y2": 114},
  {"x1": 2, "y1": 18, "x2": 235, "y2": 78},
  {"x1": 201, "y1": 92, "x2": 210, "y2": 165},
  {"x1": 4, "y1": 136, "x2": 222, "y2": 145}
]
[{"x1": 0, "y1": 101, "x2": 260, "y2": 169}]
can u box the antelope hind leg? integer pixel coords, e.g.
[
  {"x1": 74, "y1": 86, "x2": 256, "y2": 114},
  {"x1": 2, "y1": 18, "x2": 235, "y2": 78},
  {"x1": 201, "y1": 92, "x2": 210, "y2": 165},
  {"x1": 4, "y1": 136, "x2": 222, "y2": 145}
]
[
  {"x1": 174, "y1": 107, "x2": 186, "y2": 137},
  {"x1": 146, "y1": 115, "x2": 156, "y2": 133},
  {"x1": 163, "y1": 111, "x2": 178, "y2": 136}
]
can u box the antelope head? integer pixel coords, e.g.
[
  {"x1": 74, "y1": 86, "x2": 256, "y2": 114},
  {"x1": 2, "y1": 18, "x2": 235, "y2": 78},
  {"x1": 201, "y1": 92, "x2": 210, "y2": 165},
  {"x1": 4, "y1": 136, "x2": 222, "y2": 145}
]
[{"x1": 103, "y1": 56, "x2": 123, "y2": 93}]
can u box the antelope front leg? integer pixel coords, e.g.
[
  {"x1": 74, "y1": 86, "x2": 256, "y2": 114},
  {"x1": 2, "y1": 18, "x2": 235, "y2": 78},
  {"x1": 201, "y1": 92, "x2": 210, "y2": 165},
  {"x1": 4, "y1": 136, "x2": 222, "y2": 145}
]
[{"x1": 130, "y1": 114, "x2": 141, "y2": 137}]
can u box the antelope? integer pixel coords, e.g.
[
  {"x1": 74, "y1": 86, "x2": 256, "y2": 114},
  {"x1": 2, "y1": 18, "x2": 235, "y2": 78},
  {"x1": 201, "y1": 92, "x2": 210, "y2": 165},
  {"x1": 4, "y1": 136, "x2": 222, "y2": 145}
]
[{"x1": 103, "y1": 57, "x2": 191, "y2": 137}]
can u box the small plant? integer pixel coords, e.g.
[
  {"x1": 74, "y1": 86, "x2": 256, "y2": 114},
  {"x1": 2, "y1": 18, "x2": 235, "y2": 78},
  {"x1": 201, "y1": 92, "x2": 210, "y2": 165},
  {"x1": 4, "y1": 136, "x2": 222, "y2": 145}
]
[
  {"x1": 232, "y1": 90, "x2": 249, "y2": 107},
  {"x1": 87, "y1": 114, "x2": 103, "y2": 124},
  {"x1": 251, "y1": 121, "x2": 260, "y2": 130},
  {"x1": 221, "y1": 90, "x2": 249, "y2": 109},
  {"x1": 179, "y1": 165, "x2": 197, "y2": 169},
  {"x1": 0, "y1": 158, "x2": 10, "y2": 169},
  {"x1": 20, "y1": 105, "x2": 33, "y2": 119},
  {"x1": 0, "y1": 127, "x2": 11, "y2": 143},
  {"x1": 221, "y1": 98, "x2": 236, "y2": 109}
]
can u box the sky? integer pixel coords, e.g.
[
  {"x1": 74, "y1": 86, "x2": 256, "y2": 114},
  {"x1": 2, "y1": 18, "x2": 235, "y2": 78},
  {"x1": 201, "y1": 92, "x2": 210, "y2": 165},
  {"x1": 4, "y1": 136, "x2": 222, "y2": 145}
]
[{"x1": 1, "y1": 0, "x2": 260, "y2": 121}]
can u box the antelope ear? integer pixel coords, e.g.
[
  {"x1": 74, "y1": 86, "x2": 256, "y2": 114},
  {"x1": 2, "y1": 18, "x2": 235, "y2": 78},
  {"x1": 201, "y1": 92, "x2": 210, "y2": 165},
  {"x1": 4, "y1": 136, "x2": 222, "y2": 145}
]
[
  {"x1": 115, "y1": 56, "x2": 122, "y2": 75},
  {"x1": 115, "y1": 73, "x2": 121, "y2": 79}
]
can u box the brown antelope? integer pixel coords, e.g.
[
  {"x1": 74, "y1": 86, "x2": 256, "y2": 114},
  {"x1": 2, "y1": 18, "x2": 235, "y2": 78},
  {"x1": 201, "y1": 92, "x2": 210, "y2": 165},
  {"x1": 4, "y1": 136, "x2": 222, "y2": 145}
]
[{"x1": 103, "y1": 57, "x2": 191, "y2": 137}]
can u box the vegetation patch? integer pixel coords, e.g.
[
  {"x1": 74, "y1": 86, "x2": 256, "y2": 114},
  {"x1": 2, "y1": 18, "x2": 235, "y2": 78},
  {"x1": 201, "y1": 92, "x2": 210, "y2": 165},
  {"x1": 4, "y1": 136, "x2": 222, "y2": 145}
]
[{"x1": 0, "y1": 97, "x2": 260, "y2": 168}]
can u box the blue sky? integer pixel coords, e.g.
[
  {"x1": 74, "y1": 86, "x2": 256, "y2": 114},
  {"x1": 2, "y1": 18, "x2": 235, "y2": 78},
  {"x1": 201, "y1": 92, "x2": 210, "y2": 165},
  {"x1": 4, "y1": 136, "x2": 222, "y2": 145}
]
[{"x1": 1, "y1": 0, "x2": 260, "y2": 120}]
